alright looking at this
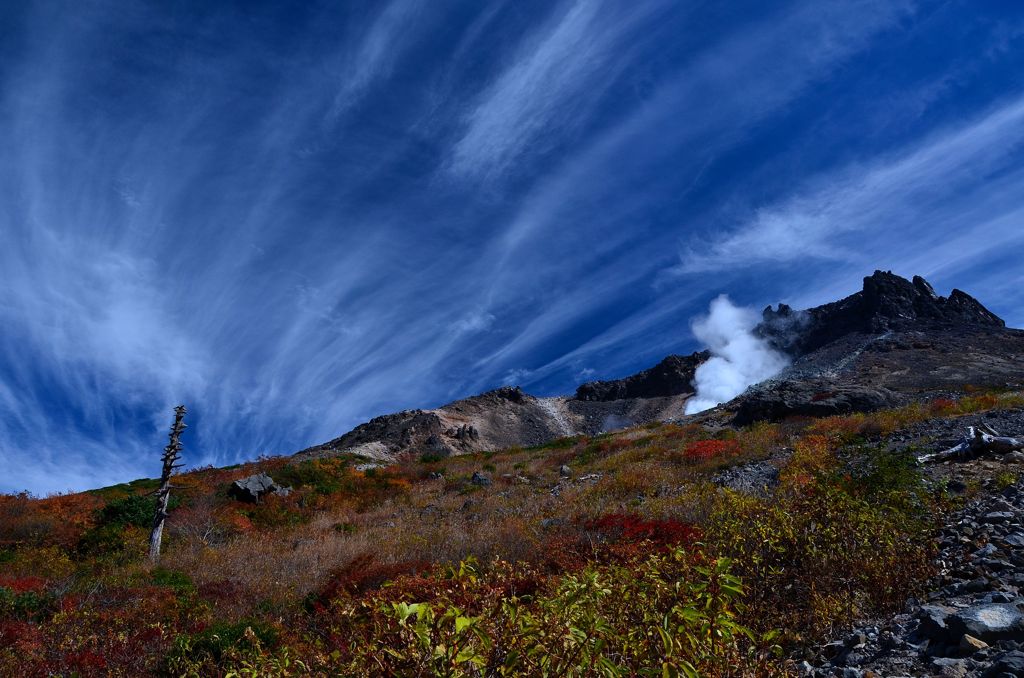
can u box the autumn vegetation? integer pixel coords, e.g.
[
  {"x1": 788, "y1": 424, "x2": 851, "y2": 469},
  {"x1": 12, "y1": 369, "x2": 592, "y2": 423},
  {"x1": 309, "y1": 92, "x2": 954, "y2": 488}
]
[{"x1": 2, "y1": 391, "x2": 1023, "y2": 676}]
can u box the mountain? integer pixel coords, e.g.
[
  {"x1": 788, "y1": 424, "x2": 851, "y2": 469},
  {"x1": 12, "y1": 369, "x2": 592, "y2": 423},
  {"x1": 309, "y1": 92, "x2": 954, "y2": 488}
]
[
  {"x1": 728, "y1": 270, "x2": 1023, "y2": 423},
  {"x1": 298, "y1": 271, "x2": 1023, "y2": 462}
]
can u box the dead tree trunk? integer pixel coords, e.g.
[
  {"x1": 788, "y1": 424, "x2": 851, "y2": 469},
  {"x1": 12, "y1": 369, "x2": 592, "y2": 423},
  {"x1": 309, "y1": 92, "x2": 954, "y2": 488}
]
[
  {"x1": 149, "y1": 405, "x2": 187, "y2": 565},
  {"x1": 917, "y1": 423, "x2": 1024, "y2": 464}
]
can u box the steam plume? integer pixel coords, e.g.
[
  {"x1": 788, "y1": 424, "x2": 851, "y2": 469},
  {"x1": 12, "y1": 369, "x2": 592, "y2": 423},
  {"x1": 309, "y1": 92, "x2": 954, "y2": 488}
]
[{"x1": 684, "y1": 295, "x2": 788, "y2": 414}]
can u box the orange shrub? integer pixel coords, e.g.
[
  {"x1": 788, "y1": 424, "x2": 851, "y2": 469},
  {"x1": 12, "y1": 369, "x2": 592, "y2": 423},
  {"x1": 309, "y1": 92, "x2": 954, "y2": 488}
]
[
  {"x1": 928, "y1": 398, "x2": 957, "y2": 415},
  {"x1": 807, "y1": 415, "x2": 866, "y2": 444},
  {"x1": 682, "y1": 439, "x2": 740, "y2": 460}
]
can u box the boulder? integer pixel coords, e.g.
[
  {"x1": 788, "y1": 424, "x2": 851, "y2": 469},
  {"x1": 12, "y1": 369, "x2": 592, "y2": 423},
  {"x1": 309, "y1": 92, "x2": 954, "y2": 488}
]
[
  {"x1": 712, "y1": 461, "x2": 780, "y2": 497},
  {"x1": 982, "y1": 650, "x2": 1024, "y2": 677},
  {"x1": 559, "y1": 465, "x2": 572, "y2": 478},
  {"x1": 917, "y1": 604, "x2": 957, "y2": 642},
  {"x1": 958, "y1": 633, "x2": 988, "y2": 655},
  {"x1": 734, "y1": 380, "x2": 899, "y2": 425},
  {"x1": 470, "y1": 471, "x2": 491, "y2": 487},
  {"x1": 947, "y1": 604, "x2": 1024, "y2": 644},
  {"x1": 228, "y1": 473, "x2": 292, "y2": 503}
]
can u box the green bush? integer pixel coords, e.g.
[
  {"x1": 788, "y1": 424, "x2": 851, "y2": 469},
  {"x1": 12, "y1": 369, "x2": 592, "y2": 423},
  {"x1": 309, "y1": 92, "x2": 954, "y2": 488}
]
[
  {"x1": 0, "y1": 586, "x2": 55, "y2": 620},
  {"x1": 331, "y1": 549, "x2": 782, "y2": 676},
  {"x1": 152, "y1": 567, "x2": 195, "y2": 595},
  {"x1": 166, "y1": 620, "x2": 281, "y2": 673},
  {"x1": 94, "y1": 493, "x2": 179, "y2": 529},
  {"x1": 274, "y1": 461, "x2": 346, "y2": 496}
]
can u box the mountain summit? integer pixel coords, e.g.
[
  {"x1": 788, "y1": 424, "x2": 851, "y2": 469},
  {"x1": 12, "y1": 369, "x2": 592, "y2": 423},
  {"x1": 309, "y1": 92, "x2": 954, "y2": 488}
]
[{"x1": 759, "y1": 270, "x2": 1004, "y2": 356}]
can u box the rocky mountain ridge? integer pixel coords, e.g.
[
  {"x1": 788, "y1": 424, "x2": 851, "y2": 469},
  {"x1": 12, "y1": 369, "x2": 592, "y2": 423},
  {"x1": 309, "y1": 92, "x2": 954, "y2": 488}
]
[
  {"x1": 758, "y1": 270, "x2": 1005, "y2": 357},
  {"x1": 722, "y1": 271, "x2": 1023, "y2": 426},
  {"x1": 298, "y1": 271, "x2": 1023, "y2": 463}
]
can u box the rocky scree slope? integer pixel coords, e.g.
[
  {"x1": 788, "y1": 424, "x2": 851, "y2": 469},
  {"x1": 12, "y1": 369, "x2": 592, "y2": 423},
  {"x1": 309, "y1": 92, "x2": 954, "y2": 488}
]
[
  {"x1": 299, "y1": 271, "x2": 1024, "y2": 463},
  {"x1": 799, "y1": 450, "x2": 1024, "y2": 678}
]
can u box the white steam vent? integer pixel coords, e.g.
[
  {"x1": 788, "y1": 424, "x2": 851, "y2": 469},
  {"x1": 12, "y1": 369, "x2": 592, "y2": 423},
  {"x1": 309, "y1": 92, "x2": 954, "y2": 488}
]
[{"x1": 684, "y1": 295, "x2": 789, "y2": 414}]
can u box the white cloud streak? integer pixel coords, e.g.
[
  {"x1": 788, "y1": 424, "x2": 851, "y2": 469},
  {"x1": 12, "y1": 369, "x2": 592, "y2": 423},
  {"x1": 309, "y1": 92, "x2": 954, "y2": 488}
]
[
  {"x1": 447, "y1": 0, "x2": 666, "y2": 181},
  {"x1": 678, "y1": 94, "x2": 1024, "y2": 274}
]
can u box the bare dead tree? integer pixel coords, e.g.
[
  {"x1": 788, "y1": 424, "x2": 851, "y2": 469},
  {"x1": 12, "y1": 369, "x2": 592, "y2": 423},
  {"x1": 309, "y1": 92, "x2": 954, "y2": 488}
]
[
  {"x1": 917, "y1": 422, "x2": 1024, "y2": 464},
  {"x1": 149, "y1": 405, "x2": 187, "y2": 565}
]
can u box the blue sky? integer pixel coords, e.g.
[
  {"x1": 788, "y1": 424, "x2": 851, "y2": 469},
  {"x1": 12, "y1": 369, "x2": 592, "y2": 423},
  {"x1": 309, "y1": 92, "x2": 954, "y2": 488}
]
[{"x1": 2, "y1": 0, "x2": 1024, "y2": 494}]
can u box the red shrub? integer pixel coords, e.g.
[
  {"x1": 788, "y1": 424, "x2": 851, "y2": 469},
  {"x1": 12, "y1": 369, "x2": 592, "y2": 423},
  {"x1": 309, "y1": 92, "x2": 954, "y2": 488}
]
[
  {"x1": 62, "y1": 650, "x2": 107, "y2": 672},
  {"x1": 682, "y1": 439, "x2": 739, "y2": 460},
  {"x1": 314, "y1": 554, "x2": 432, "y2": 604},
  {"x1": 587, "y1": 513, "x2": 701, "y2": 547},
  {"x1": 197, "y1": 579, "x2": 248, "y2": 604},
  {"x1": 0, "y1": 620, "x2": 37, "y2": 649},
  {"x1": 536, "y1": 535, "x2": 594, "y2": 574},
  {"x1": 0, "y1": 576, "x2": 45, "y2": 593}
]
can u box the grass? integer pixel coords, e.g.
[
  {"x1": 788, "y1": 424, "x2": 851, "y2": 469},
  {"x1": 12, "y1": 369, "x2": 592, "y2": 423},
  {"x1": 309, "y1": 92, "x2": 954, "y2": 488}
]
[{"x1": 0, "y1": 390, "x2": 1018, "y2": 675}]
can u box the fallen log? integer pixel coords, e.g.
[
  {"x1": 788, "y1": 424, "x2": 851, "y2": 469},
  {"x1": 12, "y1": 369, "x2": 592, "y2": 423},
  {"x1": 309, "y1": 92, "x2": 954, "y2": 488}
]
[{"x1": 917, "y1": 424, "x2": 1024, "y2": 464}]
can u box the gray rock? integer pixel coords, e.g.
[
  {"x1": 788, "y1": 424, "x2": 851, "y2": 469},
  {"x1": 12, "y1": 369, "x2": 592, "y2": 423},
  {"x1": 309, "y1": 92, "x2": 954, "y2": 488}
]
[
  {"x1": 948, "y1": 604, "x2": 1024, "y2": 644},
  {"x1": 559, "y1": 465, "x2": 572, "y2": 478},
  {"x1": 712, "y1": 461, "x2": 781, "y2": 497},
  {"x1": 975, "y1": 543, "x2": 999, "y2": 558},
  {"x1": 982, "y1": 650, "x2": 1024, "y2": 677},
  {"x1": 228, "y1": 472, "x2": 291, "y2": 503},
  {"x1": 918, "y1": 604, "x2": 957, "y2": 642},
  {"x1": 930, "y1": 657, "x2": 968, "y2": 678},
  {"x1": 470, "y1": 471, "x2": 491, "y2": 486},
  {"x1": 733, "y1": 380, "x2": 899, "y2": 424}
]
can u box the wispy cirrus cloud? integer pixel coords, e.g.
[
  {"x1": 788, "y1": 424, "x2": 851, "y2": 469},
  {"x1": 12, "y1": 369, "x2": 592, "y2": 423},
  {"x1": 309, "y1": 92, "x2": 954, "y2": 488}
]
[
  {"x1": 446, "y1": 0, "x2": 667, "y2": 182},
  {"x1": 676, "y1": 93, "x2": 1024, "y2": 278},
  {"x1": 329, "y1": 0, "x2": 429, "y2": 119}
]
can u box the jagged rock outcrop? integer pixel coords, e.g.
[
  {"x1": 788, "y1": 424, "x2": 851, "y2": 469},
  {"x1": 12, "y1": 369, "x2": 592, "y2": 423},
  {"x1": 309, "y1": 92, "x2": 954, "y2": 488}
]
[
  {"x1": 759, "y1": 271, "x2": 1004, "y2": 357},
  {"x1": 575, "y1": 352, "x2": 710, "y2": 401},
  {"x1": 719, "y1": 272, "x2": 1022, "y2": 425}
]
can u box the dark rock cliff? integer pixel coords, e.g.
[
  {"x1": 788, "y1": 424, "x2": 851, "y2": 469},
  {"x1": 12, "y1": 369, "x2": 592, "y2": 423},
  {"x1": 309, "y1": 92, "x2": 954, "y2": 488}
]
[{"x1": 574, "y1": 352, "x2": 710, "y2": 402}]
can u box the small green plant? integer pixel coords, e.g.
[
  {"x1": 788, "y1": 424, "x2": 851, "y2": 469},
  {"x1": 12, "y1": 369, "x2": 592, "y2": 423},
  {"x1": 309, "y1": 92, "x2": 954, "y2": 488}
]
[
  {"x1": 994, "y1": 471, "x2": 1018, "y2": 491},
  {"x1": 151, "y1": 567, "x2": 195, "y2": 595}
]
